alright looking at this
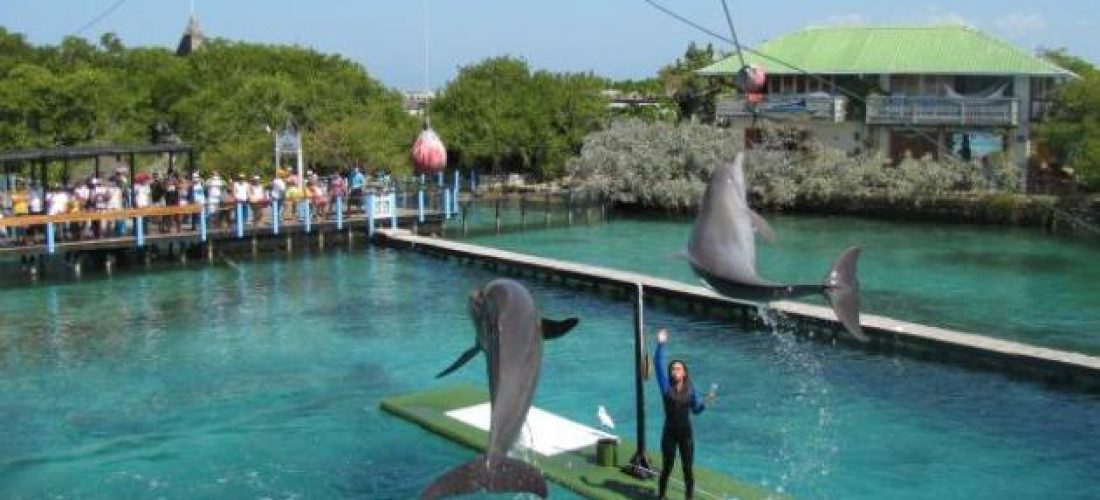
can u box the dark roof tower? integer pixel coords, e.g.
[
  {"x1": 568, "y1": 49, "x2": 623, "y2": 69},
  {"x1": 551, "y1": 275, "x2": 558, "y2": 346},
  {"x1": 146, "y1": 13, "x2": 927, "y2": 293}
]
[{"x1": 176, "y1": 15, "x2": 204, "y2": 56}]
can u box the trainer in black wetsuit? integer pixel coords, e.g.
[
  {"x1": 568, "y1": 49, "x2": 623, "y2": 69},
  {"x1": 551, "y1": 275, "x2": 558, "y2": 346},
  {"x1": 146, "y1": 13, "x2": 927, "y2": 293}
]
[{"x1": 655, "y1": 329, "x2": 706, "y2": 499}]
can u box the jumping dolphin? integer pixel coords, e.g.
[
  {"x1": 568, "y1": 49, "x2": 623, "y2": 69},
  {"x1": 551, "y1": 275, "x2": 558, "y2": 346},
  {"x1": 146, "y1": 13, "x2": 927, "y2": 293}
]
[
  {"x1": 686, "y1": 153, "x2": 867, "y2": 340},
  {"x1": 421, "y1": 278, "x2": 579, "y2": 499}
]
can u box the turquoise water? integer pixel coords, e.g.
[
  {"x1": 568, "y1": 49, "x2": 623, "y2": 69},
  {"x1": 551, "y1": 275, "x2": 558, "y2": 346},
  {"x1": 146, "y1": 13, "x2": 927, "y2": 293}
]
[
  {"x1": 1, "y1": 249, "x2": 1097, "y2": 499},
  {"x1": 459, "y1": 207, "x2": 1100, "y2": 355}
]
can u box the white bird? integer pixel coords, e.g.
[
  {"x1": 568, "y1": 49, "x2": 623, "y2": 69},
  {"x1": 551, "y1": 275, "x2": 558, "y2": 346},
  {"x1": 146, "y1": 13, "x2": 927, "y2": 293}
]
[{"x1": 596, "y1": 405, "x2": 615, "y2": 431}]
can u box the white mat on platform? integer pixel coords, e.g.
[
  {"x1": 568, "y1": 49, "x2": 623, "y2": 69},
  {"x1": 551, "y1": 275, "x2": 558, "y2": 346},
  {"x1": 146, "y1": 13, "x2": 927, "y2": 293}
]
[{"x1": 445, "y1": 403, "x2": 617, "y2": 457}]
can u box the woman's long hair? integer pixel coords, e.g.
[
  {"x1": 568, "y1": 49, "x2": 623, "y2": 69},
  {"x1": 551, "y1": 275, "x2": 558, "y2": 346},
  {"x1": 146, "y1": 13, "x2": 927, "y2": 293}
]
[{"x1": 666, "y1": 359, "x2": 694, "y2": 402}]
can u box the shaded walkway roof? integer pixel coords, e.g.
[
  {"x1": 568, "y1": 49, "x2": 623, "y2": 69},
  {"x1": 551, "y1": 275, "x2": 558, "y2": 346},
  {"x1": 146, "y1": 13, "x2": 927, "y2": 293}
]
[{"x1": 0, "y1": 144, "x2": 193, "y2": 164}]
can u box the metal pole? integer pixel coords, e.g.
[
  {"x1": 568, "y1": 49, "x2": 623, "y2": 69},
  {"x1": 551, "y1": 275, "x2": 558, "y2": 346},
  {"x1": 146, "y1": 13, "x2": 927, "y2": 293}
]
[
  {"x1": 367, "y1": 193, "x2": 375, "y2": 236},
  {"x1": 418, "y1": 189, "x2": 425, "y2": 223},
  {"x1": 273, "y1": 200, "x2": 280, "y2": 235},
  {"x1": 135, "y1": 216, "x2": 144, "y2": 247},
  {"x1": 304, "y1": 201, "x2": 312, "y2": 233},
  {"x1": 627, "y1": 282, "x2": 654, "y2": 479},
  {"x1": 495, "y1": 197, "x2": 501, "y2": 233},
  {"x1": 444, "y1": 189, "x2": 451, "y2": 219},
  {"x1": 454, "y1": 171, "x2": 460, "y2": 213},
  {"x1": 336, "y1": 196, "x2": 344, "y2": 230},
  {"x1": 129, "y1": 152, "x2": 136, "y2": 208},
  {"x1": 46, "y1": 222, "x2": 56, "y2": 254},
  {"x1": 236, "y1": 202, "x2": 244, "y2": 238},
  {"x1": 200, "y1": 204, "x2": 208, "y2": 242},
  {"x1": 390, "y1": 192, "x2": 398, "y2": 229}
]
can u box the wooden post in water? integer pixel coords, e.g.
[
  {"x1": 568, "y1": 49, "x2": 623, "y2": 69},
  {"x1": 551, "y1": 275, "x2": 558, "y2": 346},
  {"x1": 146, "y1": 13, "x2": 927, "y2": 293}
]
[
  {"x1": 567, "y1": 191, "x2": 573, "y2": 226},
  {"x1": 544, "y1": 192, "x2": 550, "y2": 226},
  {"x1": 495, "y1": 197, "x2": 502, "y2": 234},
  {"x1": 584, "y1": 192, "x2": 591, "y2": 226},
  {"x1": 462, "y1": 201, "x2": 468, "y2": 237},
  {"x1": 627, "y1": 282, "x2": 655, "y2": 479},
  {"x1": 520, "y1": 193, "x2": 526, "y2": 229}
]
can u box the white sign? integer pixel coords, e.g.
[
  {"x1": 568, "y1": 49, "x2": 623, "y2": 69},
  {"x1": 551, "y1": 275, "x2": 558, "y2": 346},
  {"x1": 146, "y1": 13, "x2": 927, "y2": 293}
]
[
  {"x1": 276, "y1": 130, "x2": 301, "y2": 153},
  {"x1": 373, "y1": 195, "x2": 393, "y2": 218}
]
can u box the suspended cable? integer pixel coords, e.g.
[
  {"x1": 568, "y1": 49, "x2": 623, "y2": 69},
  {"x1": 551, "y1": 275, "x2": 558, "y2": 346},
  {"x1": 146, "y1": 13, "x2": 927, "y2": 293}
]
[
  {"x1": 74, "y1": 0, "x2": 129, "y2": 36},
  {"x1": 718, "y1": 0, "x2": 746, "y2": 72}
]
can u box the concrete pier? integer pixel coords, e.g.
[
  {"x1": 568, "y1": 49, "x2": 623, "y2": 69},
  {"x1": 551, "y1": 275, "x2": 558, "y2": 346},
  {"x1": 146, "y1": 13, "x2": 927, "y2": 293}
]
[{"x1": 376, "y1": 230, "x2": 1100, "y2": 392}]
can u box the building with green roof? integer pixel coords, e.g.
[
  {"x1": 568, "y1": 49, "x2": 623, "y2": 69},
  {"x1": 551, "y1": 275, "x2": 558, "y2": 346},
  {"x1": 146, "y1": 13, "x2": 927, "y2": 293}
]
[{"x1": 697, "y1": 25, "x2": 1074, "y2": 177}]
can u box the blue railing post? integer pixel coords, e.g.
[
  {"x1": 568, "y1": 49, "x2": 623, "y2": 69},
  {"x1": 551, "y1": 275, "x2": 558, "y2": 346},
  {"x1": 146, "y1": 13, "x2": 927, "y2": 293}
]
[
  {"x1": 273, "y1": 200, "x2": 280, "y2": 235},
  {"x1": 437, "y1": 170, "x2": 443, "y2": 187},
  {"x1": 470, "y1": 170, "x2": 476, "y2": 193},
  {"x1": 390, "y1": 192, "x2": 398, "y2": 229},
  {"x1": 304, "y1": 201, "x2": 312, "y2": 233},
  {"x1": 367, "y1": 193, "x2": 376, "y2": 236},
  {"x1": 236, "y1": 202, "x2": 244, "y2": 238},
  {"x1": 200, "y1": 205, "x2": 208, "y2": 242},
  {"x1": 418, "y1": 189, "x2": 425, "y2": 223},
  {"x1": 444, "y1": 189, "x2": 452, "y2": 219},
  {"x1": 46, "y1": 222, "x2": 55, "y2": 254},
  {"x1": 135, "y1": 216, "x2": 144, "y2": 247},
  {"x1": 336, "y1": 196, "x2": 344, "y2": 230},
  {"x1": 454, "y1": 171, "x2": 461, "y2": 214}
]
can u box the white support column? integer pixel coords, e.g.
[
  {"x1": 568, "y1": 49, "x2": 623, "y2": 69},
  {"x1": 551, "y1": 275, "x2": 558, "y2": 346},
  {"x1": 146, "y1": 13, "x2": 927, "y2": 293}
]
[
  {"x1": 1012, "y1": 76, "x2": 1032, "y2": 190},
  {"x1": 877, "y1": 74, "x2": 892, "y2": 156}
]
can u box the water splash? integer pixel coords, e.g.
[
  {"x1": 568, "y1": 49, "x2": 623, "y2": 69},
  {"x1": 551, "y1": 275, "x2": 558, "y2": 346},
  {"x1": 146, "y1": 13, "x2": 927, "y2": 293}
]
[{"x1": 763, "y1": 313, "x2": 839, "y2": 497}]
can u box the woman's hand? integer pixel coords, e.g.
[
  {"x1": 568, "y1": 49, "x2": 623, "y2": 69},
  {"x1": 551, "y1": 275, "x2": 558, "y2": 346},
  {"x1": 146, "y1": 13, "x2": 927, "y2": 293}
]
[
  {"x1": 656, "y1": 329, "x2": 668, "y2": 344},
  {"x1": 705, "y1": 383, "x2": 719, "y2": 405}
]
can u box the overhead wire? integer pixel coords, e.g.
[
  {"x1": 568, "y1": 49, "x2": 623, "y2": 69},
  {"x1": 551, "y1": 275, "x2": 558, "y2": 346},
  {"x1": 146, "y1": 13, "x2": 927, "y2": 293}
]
[
  {"x1": 641, "y1": 0, "x2": 968, "y2": 164},
  {"x1": 73, "y1": 0, "x2": 129, "y2": 36}
]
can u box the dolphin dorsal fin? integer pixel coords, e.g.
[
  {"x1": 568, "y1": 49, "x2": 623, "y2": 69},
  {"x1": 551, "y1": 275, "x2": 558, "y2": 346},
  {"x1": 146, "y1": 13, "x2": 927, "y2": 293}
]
[
  {"x1": 435, "y1": 345, "x2": 481, "y2": 378},
  {"x1": 542, "y1": 317, "x2": 579, "y2": 340}
]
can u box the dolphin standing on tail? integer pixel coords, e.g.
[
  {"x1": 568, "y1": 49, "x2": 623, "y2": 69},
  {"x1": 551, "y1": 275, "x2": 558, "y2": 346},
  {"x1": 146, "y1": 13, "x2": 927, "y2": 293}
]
[
  {"x1": 686, "y1": 153, "x2": 867, "y2": 341},
  {"x1": 421, "y1": 278, "x2": 579, "y2": 499}
]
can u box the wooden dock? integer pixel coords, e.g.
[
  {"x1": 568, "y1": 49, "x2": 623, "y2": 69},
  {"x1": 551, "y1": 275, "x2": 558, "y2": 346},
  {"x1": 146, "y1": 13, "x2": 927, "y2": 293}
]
[{"x1": 376, "y1": 230, "x2": 1100, "y2": 392}]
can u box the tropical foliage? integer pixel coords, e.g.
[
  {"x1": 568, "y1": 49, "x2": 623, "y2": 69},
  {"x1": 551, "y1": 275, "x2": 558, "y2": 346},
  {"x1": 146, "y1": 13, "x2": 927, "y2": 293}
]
[
  {"x1": 0, "y1": 27, "x2": 417, "y2": 176},
  {"x1": 1036, "y1": 49, "x2": 1100, "y2": 190},
  {"x1": 430, "y1": 56, "x2": 607, "y2": 180},
  {"x1": 566, "y1": 120, "x2": 1021, "y2": 210}
]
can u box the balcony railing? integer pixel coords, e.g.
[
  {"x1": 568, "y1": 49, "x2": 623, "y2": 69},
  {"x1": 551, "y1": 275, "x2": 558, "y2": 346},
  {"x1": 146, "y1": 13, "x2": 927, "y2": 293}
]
[
  {"x1": 716, "y1": 94, "x2": 848, "y2": 123},
  {"x1": 866, "y1": 96, "x2": 1019, "y2": 126}
]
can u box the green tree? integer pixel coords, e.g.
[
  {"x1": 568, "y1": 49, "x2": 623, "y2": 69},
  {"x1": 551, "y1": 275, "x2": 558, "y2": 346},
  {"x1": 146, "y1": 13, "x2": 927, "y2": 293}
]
[
  {"x1": 658, "y1": 42, "x2": 722, "y2": 124},
  {"x1": 432, "y1": 56, "x2": 605, "y2": 179},
  {"x1": 1037, "y1": 49, "x2": 1100, "y2": 190}
]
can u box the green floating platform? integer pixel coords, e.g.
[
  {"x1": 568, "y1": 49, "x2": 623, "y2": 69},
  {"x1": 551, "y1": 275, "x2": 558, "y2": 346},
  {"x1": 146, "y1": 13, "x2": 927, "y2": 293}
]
[{"x1": 380, "y1": 384, "x2": 779, "y2": 500}]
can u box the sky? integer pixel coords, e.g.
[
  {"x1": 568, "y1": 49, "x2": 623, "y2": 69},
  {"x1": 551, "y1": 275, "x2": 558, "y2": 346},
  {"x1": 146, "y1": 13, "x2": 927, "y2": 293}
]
[{"x1": 4, "y1": 0, "x2": 1097, "y2": 90}]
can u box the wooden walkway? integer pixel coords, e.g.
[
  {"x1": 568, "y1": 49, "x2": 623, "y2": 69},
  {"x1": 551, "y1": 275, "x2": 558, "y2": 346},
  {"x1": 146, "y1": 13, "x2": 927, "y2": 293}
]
[
  {"x1": 376, "y1": 230, "x2": 1100, "y2": 391},
  {"x1": 0, "y1": 202, "x2": 448, "y2": 258}
]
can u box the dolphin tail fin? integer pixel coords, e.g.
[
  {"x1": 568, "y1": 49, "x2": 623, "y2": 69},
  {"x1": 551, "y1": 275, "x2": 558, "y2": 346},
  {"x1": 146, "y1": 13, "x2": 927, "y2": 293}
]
[
  {"x1": 420, "y1": 454, "x2": 547, "y2": 500},
  {"x1": 435, "y1": 345, "x2": 480, "y2": 378},
  {"x1": 542, "y1": 317, "x2": 579, "y2": 340},
  {"x1": 822, "y1": 246, "x2": 868, "y2": 342}
]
